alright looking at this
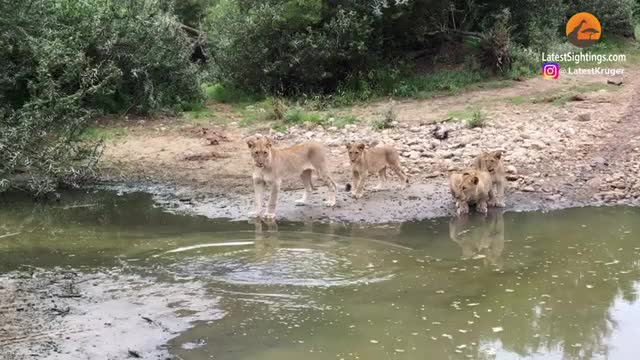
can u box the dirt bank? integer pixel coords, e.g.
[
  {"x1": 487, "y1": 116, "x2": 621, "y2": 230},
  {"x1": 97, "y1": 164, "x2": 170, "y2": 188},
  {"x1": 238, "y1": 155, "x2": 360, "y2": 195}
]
[{"x1": 100, "y1": 71, "x2": 640, "y2": 222}]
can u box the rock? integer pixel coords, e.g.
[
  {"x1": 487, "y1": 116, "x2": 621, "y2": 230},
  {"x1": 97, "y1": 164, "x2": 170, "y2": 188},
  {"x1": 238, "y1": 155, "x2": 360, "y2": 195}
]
[
  {"x1": 522, "y1": 186, "x2": 535, "y2": 192},
  {"x1": 595, "y1": 190, "x2": 625, "y2": 201},
  {"x1": 409, "y1": 126, "x2": 421, "y2": 133},
  {"x1": 585, "y1": 177, "x2": 603, "y2": 188},
  {"x1": 409, "y1": 151, "x2": 420, "y2": 160},
  {"x1": 506, "y1": 165, "x2": 517, "y2": 174},
  {"x1": 327, "y1": 126, "x2": 338, "y2": 132},
  {"x1": 607, "y1": 79, "x2": 623, "y2": 86},
  {"x1": 431, "y1": 125, "x2": 450, "y2": 140},
  {"x1": 591, "y1": 156, "x2": 607, "y2": 165},
  {"x1": 577, "y1": 113, "x2": 592, "y2": 122},
  {"x1": 506, "y1": 174, "x2": 520, "y2": 181},
  {"x1": 524, "y1": 140, "x2": 546, "y2": 150},
  {"x1": 610, "y1": 181, "x2": 626, "y2": 190}
]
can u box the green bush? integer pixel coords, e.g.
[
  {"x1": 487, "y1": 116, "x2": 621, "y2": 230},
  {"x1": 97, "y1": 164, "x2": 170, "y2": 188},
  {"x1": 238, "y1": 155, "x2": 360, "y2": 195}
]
[
  {"x1": 206, "y1": 0, "x2": 375, "y2": 95},
  {"x1": 570, "y1": 0, "x2": 636, "y2": 37},
  {"x1": 0, "y1": 0, "x2": 202, "y2": 195}
]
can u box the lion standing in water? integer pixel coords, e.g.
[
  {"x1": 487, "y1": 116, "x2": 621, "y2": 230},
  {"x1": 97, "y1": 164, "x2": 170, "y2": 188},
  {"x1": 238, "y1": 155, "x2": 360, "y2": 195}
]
[
  {"x1": 473, "y1": 150, "x2": 507, "y2": 208},
  {"x1": 247, "y1": 137, "x2": 337, "y2": 219}
]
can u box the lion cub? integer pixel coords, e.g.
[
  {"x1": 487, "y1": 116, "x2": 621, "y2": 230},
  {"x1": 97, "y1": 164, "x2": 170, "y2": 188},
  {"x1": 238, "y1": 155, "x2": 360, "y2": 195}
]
[
  {"x1": 449, "y1": 169, "x2": 493, "y2": 215},
  {"x1": 345, "y1": 143, "x2": 408, "y2": 198},
  {"x1": 473, "y1": 150, "x2": 506, "y2": 207},
  {"x1": 247, "y1": 137, "x2": 337, "y2": 219}
]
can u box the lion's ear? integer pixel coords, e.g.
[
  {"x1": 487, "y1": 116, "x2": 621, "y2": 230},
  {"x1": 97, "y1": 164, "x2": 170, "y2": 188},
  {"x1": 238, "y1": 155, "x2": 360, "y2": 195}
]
[
  {"x1": 357, "y1": 143, "x2": 365, "y2": 150},
  {"x1": 246, "y1": 138, "x2": 255, "y2": 149},
  {"x1": 265, "y1": 137, "x2": 273, "y2": 148},
  {"x1": 494, "y1": 150, "x2": 504, "y2": 160},
  {"x1": 345, "y1": 142, "x2": 352, "y2": 150},
  {"x1": 472, "y1": 176, "x2": 479, "y2": 185}
]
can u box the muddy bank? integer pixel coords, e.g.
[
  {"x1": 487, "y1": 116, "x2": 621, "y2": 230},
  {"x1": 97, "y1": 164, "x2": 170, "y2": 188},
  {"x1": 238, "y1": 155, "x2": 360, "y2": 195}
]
[
  {"x1": 0, "y1": 269, "x2": 222, "y2": 360},
  {"x1": 98, "y1": 178, "x2": 639, "y2": 224}
]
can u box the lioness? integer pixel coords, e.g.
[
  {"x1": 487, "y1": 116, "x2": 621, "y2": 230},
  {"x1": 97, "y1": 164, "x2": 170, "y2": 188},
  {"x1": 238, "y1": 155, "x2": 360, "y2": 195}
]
[
  {"x1": 449, "y1": 169, "x2": 493, "y2": 215},
  {"x1": 247, "y1": 137, "x2": 337, "y2": 219},
  {"x1": 473, "y1": 150, "x2": 506, "y2": 207},
  {"x1": 345, "y1": 143, "x2": 408, "y2": 198}
]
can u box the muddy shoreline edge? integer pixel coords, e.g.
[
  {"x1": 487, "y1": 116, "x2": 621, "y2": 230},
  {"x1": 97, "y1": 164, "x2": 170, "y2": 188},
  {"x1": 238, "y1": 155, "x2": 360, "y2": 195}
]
[{"x1": 98, "y1": 179, "x2": 640, "y2": 223}]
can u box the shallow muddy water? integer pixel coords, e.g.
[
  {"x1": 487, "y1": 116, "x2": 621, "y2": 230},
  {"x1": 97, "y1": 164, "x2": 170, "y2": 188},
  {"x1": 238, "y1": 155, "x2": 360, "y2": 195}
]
[{"x1": 1, "y1": 190, "x2": 640, "y2": 360}]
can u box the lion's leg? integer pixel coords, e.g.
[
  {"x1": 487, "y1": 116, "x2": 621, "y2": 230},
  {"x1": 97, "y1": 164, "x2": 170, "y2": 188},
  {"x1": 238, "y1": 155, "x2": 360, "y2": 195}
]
[
  {"x1": 350, "y1": 171, "x2": 360, "y2": 196},
  {"x1": 296, "y1": 169, "x2": 313, "y2": 205},
  {"x1": 390, "y1": 163, "x2": 409, "y2": 188},
  {"x1": 488, "y1": 187, "x2": 498, "y2": 207},
  {"x1": 354, "y1": 171, "x2": 367, "y2": 199},
  {"x1": 456, "y1": 200, "x2": 470, "y2": 216},
  {"x1": 264, "y1": 180, "x2": 281, "y2": 219},
  {"x1": 476, "y1": 199, "x2": 488, "y2": 214},
  {"x1": 250, "y1": 178, "x2": 265, "y2": 217},
  {"x1": 494, "y1": 179, "x2": 506, "y2": 208},
  {"x1": 317, "y1": 168, "x2": 337, "y2": 207},
  {"x1": 374, "y1": 168, "x2": 387, "y2": 191}
]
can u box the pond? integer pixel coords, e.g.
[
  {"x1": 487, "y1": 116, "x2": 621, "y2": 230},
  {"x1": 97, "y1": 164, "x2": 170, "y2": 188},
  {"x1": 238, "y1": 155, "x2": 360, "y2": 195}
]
[{"x1": 1, "y1": 190, "x2": 640, "y2": 359}]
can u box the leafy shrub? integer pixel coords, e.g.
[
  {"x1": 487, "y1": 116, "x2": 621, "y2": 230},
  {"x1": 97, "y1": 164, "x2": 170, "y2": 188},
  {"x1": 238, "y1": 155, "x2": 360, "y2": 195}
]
[
  {"x1": 570, "y1": 0, "x2": 636, "y2": 37},
  {"x1": 508, "y1": 46, "x2": 540, "y2": 79},
  {"x1": 204, "y1": 83, "x2": 261, "y2": 104},
  {"x1": 479, "y1": 9, "x2": 513, "y2": 73},
  {"x1": 206, "y1": 0, "x2": 375, "y2": 95},
  {"x1": 0, "y1": 0, "x2": 201, "y2": 195}
]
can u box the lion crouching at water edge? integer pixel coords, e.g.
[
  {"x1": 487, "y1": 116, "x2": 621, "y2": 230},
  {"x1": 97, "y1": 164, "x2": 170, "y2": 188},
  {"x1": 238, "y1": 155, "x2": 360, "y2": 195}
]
[{"x1": 247, "y1": 136, "x2": 337, "y2": 219}]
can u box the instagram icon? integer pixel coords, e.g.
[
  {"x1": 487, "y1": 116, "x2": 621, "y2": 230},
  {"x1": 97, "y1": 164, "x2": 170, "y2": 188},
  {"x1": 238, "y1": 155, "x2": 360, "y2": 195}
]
[{"x1": 542, "y1": 62, "x2": 560, "y2": 79}]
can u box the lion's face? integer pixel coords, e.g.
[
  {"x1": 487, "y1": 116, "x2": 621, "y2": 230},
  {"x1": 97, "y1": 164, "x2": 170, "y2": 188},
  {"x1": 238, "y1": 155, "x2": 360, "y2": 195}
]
[
  {"x1": 247, "y1": 137, "x2": 272, "y2": 168},
  {"x1": 456, "y1": 172, "x2": 481, "y2": 201},
  {"x1": 346, "y1": 143, "x2": 366, "y2": 163},
  {"x1": 478, "y1": 151, "x2": 503, "y2": 173}
]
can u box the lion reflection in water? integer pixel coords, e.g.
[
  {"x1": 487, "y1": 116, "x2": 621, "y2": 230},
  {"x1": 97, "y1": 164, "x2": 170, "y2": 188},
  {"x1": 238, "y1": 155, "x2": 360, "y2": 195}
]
[{"x1": 449, "y1": 210, "x2": 505, "y2": 268}]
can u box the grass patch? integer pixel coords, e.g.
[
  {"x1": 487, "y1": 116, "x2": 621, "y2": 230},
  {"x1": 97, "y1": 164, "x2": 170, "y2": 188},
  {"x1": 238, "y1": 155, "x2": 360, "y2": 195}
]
[
  {"x1": 266, "y1": 108, "x2": 358, "y2": 131},
  {"x1": 332, "y1": 67, "x2": 490, "y2": 106},
  {"x1": 446, "y1": 106, "x2": 486, "y2": 128},
  {"x1": 371, "y1": 107, "x2": 397, "y2": 130},
  {"x1": 506, "y1": 96, "x2": 525, "y2": 105},
  {"x1": 204, "y1": 83, "x2": 262, "y2": 104},
  {"x1": 82, "y1": 127, "x2": 127, "y2": 141},
  {"x1": 465, "y1": 110, "x2": 485, "y2": 128},
  {"x1": 448, "y1": 106, "x2": 481, "y2": 120},
  {"x1": 238, "y1": 98, "x2": 286, "y2": 127},
  {"x1": 530, "y1": 82, "x2": 619, "y2": 106},
  {"x1": 392, "y1": 69, "x2": 488, "y2": 99},
  {"x1": 283, "y1": 108, "x2": 323, "y2": 125}
]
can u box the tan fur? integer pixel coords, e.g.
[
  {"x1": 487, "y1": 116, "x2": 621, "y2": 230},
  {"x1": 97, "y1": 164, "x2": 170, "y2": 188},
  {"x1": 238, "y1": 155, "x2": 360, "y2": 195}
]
[
  {"x1": 449, "y1": 169, "x2": 493, "y2": 215},
  {"x1": 247, "y1": 137, "x2": 337, "y2": 219},
  {"x1": 473, "y1": 150, "x2": 506, "y2": 207},
  {"x1": 449, "y1": 211, "x2": 505, "y2": 268},
  {"x1": 345, "y1": 143, "x2": 408, "y2": 198}
]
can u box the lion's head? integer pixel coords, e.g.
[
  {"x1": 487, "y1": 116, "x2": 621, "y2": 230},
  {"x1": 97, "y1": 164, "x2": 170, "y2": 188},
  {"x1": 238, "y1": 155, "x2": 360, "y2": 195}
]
[
  {"x1": 475, "y1": 150, "x2": 504, "y2": 174},
  {"x1": 345, "y1": 143, "x2": 366, "y2": 163},
  {"x1": 454, "y1": 171, "x2": 483, "y2": 202},
  {"x1": 247, "y1": 136, "x2": 273, "y2": 168}
]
